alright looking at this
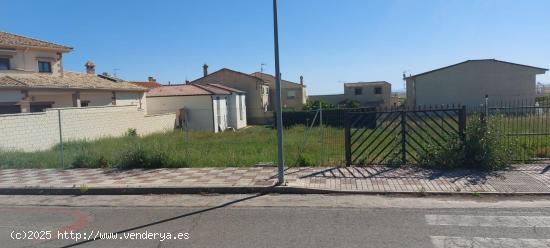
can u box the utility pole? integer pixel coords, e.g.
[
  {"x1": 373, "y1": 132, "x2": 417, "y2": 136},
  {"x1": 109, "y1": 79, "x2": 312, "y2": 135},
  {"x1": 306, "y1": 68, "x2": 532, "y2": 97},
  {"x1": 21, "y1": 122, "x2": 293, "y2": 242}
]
[{"x1": 273, "y1": 0, "x2": 284, "y2": 185}]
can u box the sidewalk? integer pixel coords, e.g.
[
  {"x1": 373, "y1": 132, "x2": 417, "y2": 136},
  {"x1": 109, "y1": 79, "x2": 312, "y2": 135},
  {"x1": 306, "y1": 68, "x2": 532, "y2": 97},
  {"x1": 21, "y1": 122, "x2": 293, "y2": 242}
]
[{"x1": 0, "y1": 164, "x2": 549, "y2": 195}]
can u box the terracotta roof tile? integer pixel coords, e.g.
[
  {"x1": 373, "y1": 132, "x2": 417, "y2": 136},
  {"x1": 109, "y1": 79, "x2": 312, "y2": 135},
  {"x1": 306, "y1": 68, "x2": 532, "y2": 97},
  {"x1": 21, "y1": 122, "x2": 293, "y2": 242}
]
[
  {"x1": 250, "y1": 72, "x2": 304, "y2": 88},
  {"x1": 0, "y1": 72, "x2": 147, "y2": 91},
  {"x1": 147, "y1": 84, "x2": 244, "y2": 97},
  {"x1": 0, "y1": 31, "x2": 72, "y2": 51},
  {"x1": 130, "y1": 81, "x2": 163, "y2": 89}
]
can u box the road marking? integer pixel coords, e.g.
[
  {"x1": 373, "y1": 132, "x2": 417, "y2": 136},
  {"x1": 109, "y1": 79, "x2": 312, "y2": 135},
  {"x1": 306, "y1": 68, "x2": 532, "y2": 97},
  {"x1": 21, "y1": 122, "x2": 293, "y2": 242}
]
[
  {"x1": 425, "y1": 214, "x2": 550, "y2": 227},
  {"x1": 431, "y1": 236, "x2": 550, "y2": 248}
]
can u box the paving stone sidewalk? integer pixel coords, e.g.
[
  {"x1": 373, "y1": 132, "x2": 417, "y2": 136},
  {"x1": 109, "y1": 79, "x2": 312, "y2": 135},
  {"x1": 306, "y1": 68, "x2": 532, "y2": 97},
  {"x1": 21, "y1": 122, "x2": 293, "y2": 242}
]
[{"x1": 0, "y1": 163, "x2": 550, "y2": 193}]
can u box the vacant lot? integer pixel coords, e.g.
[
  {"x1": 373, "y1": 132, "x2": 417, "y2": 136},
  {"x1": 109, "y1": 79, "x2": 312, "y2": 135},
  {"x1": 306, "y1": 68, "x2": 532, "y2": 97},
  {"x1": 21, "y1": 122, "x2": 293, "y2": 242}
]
[{"x1": 0, "y1": 126, "x2": 345, "y2": 169}]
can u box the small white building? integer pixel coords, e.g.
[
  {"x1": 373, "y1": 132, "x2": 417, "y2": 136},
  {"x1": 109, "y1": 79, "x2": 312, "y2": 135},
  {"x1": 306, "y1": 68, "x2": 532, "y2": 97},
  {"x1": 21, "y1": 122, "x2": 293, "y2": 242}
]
[{"x1": 146, "y1": 83, "x2": 246, "y2": 133}]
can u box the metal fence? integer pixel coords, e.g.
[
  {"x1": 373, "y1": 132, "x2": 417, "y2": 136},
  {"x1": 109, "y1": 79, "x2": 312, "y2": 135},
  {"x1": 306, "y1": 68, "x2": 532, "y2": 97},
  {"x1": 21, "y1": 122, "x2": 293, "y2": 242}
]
[{"x1": 1, "y1": 97, "x2": 549, "y2": 170}]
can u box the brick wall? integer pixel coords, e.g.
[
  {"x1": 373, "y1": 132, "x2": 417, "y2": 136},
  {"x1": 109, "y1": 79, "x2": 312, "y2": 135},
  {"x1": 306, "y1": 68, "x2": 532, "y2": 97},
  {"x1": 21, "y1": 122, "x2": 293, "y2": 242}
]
[{"x1": 0, "y1": 105, "x2": 176, "y2": 152}]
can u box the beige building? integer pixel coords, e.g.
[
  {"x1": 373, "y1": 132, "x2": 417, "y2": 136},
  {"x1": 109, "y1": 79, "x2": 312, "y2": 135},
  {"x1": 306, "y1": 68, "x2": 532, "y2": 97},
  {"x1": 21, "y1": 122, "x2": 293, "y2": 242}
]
[
  {"x1": 310, "y1": 81, "x2": 392, "y2": 108},
  {"x1": 250, "y1": 72, "x2": 307, "y2": 111},
  {"x1": 0, "y1": 32, "x2": 147, "y2": 113},
  {"x1": 405, "y1": 59, "x2": 548, "y2": 107},
  {"x1": 0, "y1": 31, "x2": 147, "y2": 114},
  {"x1": 190, "y1": 65, "x2": 271, "y2": 124}
]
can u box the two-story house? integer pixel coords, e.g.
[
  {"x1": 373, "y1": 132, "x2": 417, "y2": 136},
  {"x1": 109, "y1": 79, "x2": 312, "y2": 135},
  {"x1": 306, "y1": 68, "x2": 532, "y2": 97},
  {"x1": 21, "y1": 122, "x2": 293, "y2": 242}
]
[
  {"x1": 190, "y1": 65, "x2": 271, "y2": 124},
  {"x1": 310, "y1": 81, "x2": 393, "y2": 108},
  {"x1": 250, "y1": 72, "x2": 307, "y2": 111},
  {"x1": 0, "y1": 31, "x2": 147, "y2": 114}
]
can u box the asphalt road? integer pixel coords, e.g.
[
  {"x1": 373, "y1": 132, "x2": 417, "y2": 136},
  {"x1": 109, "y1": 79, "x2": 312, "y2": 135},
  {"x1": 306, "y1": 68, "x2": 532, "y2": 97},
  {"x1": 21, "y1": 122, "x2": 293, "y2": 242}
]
[{"x1": 1, "y1": 194, "x2": 550, "y2": 248}]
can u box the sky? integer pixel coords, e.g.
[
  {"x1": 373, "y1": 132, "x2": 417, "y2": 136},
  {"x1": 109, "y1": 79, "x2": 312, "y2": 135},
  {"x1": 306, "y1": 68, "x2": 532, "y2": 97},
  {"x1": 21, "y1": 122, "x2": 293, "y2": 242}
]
[{"x1": 1, "y1": 0, "x2": 549, "y2": 94}]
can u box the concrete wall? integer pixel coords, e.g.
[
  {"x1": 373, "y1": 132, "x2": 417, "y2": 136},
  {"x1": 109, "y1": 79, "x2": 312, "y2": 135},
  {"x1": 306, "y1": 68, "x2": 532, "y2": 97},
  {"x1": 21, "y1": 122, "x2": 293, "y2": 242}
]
[
  {"x1": 0, "y1": 105, "x2": 176, "y2": 152},
  {"x1": 406, "y1": 61, "x2": 544, "y2": 107},
  {"x1": 147, "y1": 95, "x2": 214, "y2": 131},
  {"x1": 0, "y1": 49, "x2": 63, "y2": 76}
]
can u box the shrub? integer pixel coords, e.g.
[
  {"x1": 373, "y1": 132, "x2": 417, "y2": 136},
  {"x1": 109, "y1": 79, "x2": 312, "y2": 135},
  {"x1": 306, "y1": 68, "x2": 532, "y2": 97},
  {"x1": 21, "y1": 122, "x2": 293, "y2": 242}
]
[
  {"x1": 462, "y1": 116, "x2": 516, "y2": 170},
  {"x1": 339, "y1": 99, "x2": 361, "y2": 108},
  {"x1": 303, "y1": 99, "x2": 335, "y2": 110},
  {"x1": 71, "y1": 154, "x2": 110, "y2": 168},
  {"x1": 117, "y1": 145, "x2": 168, "y2": 169},
  {"x1": 126, "y1": 128, "x2": 138, "y2": 137},
  {"x1": 294, "y1": 154, "x2": 316, "y2": 167},
  {"x1": 418, "y1": 115, "x2": 516, "y2": 171}
]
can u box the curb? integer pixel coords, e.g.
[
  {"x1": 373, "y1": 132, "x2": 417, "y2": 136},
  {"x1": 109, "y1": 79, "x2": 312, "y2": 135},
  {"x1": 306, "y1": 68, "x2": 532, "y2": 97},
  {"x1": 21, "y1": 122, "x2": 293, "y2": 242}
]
[{"x1": 2, "y1": 186, "x2": 550, "y2": 196}]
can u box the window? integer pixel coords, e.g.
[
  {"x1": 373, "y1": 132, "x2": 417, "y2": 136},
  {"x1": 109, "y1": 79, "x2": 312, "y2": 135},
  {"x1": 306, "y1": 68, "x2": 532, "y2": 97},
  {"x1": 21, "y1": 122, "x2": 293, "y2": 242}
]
[
  {"x1": 38, "y1": 61, "x2": 52, "y2": 73},
  {"x1": 354, "y1": 88, "x2": 362, "y2": 95},
  {"x1": 374, "y1": 87, "x2": 382, "y2": 95},
  {"x1": 81, "y1": 101, "x2": 90, "y2": 107},
  {"x1": 30, "y1": 102, "x2": 53, "y2": 112},
  {"x1": 0, "y1": 58, "x2": 9, "y2": 70},
  {"x1": 287, "y1": 90, "x2": 296, "y2": 100},
  {"x1": 0, "y1": 104, "x2": 19, "y2": 114}
]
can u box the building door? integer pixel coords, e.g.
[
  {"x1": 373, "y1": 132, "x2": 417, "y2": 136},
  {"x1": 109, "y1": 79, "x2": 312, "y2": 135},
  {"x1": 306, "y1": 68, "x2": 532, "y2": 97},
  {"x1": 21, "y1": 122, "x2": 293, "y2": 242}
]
[{"x1": 215, "y1": 97, "x2": 228, "y2": 132}]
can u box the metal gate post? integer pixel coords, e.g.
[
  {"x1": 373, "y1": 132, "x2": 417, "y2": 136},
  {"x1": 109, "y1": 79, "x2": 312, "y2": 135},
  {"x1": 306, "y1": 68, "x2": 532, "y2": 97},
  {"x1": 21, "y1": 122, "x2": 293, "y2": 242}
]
[
  {"x1": 458, "y1": 106, "x2": 466, "y2": 141},
  {"x1": 344, "y1": 111, "x2": 351, "y2": 166},
  {"x1": 400, "y1": 110, "x2": 406, "y2": 164},
  {"x1": 57, "y1": 109, "x2": 64, "y2": 168}
]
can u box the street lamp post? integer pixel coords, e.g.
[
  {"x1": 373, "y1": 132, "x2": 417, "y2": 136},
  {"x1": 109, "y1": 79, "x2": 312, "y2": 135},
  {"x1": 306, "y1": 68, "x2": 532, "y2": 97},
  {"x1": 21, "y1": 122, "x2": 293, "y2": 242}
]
[{"x1": 273, "y1": 0, "x2": 284, "y2": 185}]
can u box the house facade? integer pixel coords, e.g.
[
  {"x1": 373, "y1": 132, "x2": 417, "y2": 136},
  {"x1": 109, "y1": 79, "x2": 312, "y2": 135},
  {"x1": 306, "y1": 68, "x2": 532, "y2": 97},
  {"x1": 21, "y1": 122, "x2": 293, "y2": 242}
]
[
  {"x1": 190, "y1": 66, "x2": 271, "y2": 124},
  {"x1": 0, "y1": 32, "x2": 147, "y2": 114},
  {"x1": 250, "y1": 72, "x2": 307, "y2": 111},
  {"x1": 405, "y1": 59, "x2": 548, "y2": 107},
  {"x1": 146, "y1": 83, "x2": 246, "y2": 132},
  {"x1": 310, "y1": 81, "x2": 392, "y2": 108}
]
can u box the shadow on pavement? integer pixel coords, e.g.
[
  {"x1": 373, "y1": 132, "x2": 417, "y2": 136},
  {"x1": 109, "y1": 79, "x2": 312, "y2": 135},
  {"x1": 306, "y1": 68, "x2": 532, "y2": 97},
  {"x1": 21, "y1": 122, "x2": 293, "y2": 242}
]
[
  {"x1": 297, "y1": 166, "x2": 500, "y2": 185},
  {"x1": 60, "y1": 192, "x2": 269, "y2": 247}
]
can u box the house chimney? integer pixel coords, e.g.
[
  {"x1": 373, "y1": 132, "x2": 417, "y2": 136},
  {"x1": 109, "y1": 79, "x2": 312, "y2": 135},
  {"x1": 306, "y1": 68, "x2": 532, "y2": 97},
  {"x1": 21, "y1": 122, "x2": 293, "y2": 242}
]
[
  {"x1": 300, "y1": 75, "x2": 304, "y2": 86},
  {"x1": 85, "y1": 60, "x2": 96, "y2": 75},
  {"x1": 203, "y1": 64, "x2": 208, "y2": 77},
  {"x1": 148, "y1": 76, "x2": 156, "y2": 82}
]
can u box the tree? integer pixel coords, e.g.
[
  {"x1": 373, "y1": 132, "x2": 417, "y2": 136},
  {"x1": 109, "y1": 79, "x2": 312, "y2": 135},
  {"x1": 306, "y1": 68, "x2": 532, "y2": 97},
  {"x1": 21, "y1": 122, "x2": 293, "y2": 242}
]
[
  {"x1": 339, "y1": 99, "x2": 361, "y2": 108},
  {"x1": 303, "y1": 99, "x2": 335, "y2": 110}
]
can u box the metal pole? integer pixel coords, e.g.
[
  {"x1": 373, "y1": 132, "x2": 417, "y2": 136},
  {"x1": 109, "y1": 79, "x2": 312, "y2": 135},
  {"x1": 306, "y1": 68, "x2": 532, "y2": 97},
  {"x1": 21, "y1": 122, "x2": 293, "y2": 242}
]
[
  {"x1": 57, "y1": 109, "x2": 64, "y2": 168},
  {"x1": 273, "y1": 0, "x2": 285, "y2": 185},
  {"x1": 319, "y1": 104, "x2": 324, "y2": 166},
  {"x1": 485, "y1": 94, "x2": 489, "y2": 117}
]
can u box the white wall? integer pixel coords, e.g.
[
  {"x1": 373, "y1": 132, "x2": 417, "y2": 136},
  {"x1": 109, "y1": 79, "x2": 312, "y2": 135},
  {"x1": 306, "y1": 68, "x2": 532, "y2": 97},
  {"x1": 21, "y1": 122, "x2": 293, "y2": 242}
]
[
  {"x1": 80, "y1": 92, "x2": 112, "y2": 106},
  {"x1": 30, "y1": 91, "x2": 73, "y2": 108},
  {"x1": 117, "y1": 92, "x2": 145, "y2": 110},
  {"x1": 147, "y1": 95, "x2": 214, "y2": 131},
  {"x1": 226, "y1": 93, "x2": 247, "y2": 129},
  {"x1": 0, "y1": 90, "x2": 24, "y2": 102},
  {"x1": 212, "y1": 95, "x2": 228, "y2": 133},
  {"x1": 0, "y1": 105, "x2": 176, "y2": 152}
]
